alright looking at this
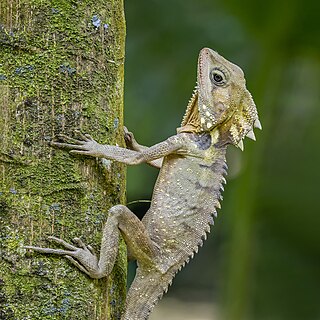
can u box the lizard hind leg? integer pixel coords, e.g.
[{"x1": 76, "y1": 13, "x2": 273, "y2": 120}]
[
  {"x1": 25, "y1": 204, "x2": 158, "y2": 280},
  {"x1": 108, "y1": 205, "x2": 159, "y2": 266},
  {"x1": 107, "y1": 205, "x2": 175, "y2": 320}
]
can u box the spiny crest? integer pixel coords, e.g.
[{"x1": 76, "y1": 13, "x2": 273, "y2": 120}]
[
  {"x1": 178, "y1": 85, "x2": 201, "y2": 133},
  {"x1": 181, "y1": 85, "x2": 198, "y2": 125}
]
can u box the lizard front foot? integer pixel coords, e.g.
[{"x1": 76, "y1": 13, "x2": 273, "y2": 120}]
[
  {"x1": 24, "y1": 236, "x2": 105, "y2": 279},
  {"x1": 124, "y1": 126, "x2": 139, "y2": 150},
  {"x1": 50, "y1": 131, "x2": 105, "y2": 158}
]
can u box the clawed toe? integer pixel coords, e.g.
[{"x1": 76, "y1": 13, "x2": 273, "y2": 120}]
[
  {"x1": 124, "y1": 128, "x2": 136, "y2": 150},
  {"x1": 74, "y1": 130, "x2": 93, "y2": 142},
  {"x1": 24, "y1": 245, "x2": 73, "y2": 256},
  {"x1": 73, "y1": 237, "x2": 87, "y2": 249},
  {"x1": 50, "y1": 141, "x2": 86, "y2": 150},
  {"x1": 65, "y1": 255, "x2": 92, "y2": 276},
  {"x1": 50, "y1": 131, "x2": 94, "y2": 150},
  {"x1": 56, "y1": 134, "x2": 85, "y2": 145},
  {"x1": 24, "y1": 236, "x2": 82, "y2": 256},
  {"x1": 123, "y1": 126, "x2": 129, "y2": 134},
  {"x1": 87, "y1": 245, "x2": 96, "y2": 255},
  {"x1": 47, "y1": 236, "x2": 77, "y2": 250},
  {"x1": 124, "y1": 132, "x2": 133, "y2": 142}
]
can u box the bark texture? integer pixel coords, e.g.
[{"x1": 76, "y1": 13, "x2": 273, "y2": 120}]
[{"x1": 0, "y1": 1, "x2": 126, "y2": 319}]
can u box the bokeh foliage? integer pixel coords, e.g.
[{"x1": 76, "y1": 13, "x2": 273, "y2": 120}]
[{"x1": 124, "y1": 0, "x2": 320, "y2": 319}]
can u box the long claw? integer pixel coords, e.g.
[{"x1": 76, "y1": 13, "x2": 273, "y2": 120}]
[
  {"x1": 84, "y1": 133, "x2": 93, "y2": 140},
  {"x1": 65, "y1": 255, "x2": 91, "y2": 276},
  {"x1": 24, "y1": 246, "x2": 74, "y2": 256},
  {"x1": 48, "y1": 236, "x2": 77, "y2": 250},
  {"x1": 87, "y1": 245, "x2": 96, "y2": 255},
  {"x1": 124, "y1": 130, "x2": 133, "y2": 141},
  {"x1": 69, "y1": 150, "x2": 92, "y2": 156},
  {"x1": 55, "y1": 134, "x2": 85, "y2": 145},
  {"x1": 73, "y1": 237, "x2": 86, "y2": 249},
  {"x1": 50, "y1": 142, "x2": 86, "y2": 150},
  {"x1": 123, "y1": 128, "x2": 140, "y2": 152},
  {"x1": 74, "y1": 130, "x2": 92, "y2": 142}
]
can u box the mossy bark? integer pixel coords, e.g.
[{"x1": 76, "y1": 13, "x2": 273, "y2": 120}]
[{"x1": 0, "y1": 1, "x2": 126, "y2": 319}]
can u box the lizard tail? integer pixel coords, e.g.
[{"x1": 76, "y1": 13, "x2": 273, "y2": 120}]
[{"x1": 121, "y1": 265, "x2": 182, "y2": 320}]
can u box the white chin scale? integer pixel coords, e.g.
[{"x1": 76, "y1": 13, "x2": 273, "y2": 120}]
[{"x1": 199, "y1": 104, "x2": 216, "y2": 131}]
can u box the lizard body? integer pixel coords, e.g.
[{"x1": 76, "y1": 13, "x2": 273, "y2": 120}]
[{"x1": 25, "y1": 48, "x2": 261, "y2": 319}]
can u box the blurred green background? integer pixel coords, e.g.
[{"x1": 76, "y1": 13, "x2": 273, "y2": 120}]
[{"x1": 123, "y1": 0, "x2": 320, "y2": 319}]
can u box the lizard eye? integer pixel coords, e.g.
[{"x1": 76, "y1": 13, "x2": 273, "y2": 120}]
[{"x1": 210, "y1": 68, "x2": 228, "y2": 86}]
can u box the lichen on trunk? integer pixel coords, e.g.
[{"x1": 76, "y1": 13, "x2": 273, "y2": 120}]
[{"x1": 0, "y1": 0, "x2": 126, "y2": 319}]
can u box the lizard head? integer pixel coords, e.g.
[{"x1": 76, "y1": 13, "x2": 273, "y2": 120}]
[{"x1": 195, "y1": 48, "x2": 261, "y2": 149}]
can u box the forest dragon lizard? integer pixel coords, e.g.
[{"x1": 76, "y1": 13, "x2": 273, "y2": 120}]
[{"x1": 25, "y1": 48, "x2": 261, "y2": 319}]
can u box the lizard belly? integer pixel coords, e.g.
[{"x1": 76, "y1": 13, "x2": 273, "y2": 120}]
[{"x1": 142, "y1": 150, "x2": 226, "y2": 271}]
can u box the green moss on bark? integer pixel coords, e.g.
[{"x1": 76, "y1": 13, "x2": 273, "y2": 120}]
[{"x1": 0, "y1": 0, "x2": 126, "y2": 319}]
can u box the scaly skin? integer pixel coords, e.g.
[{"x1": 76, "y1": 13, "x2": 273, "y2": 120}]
[{"x1": 25, "y1": 48, "x2": 261, "y2": 320}]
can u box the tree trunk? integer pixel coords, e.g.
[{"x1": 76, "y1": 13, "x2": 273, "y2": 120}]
[{"x1": 0, "y1": 1, "x2": 126, "y2": 319}]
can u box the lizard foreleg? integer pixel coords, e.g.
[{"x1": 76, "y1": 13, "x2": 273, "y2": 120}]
[{"x1": 50, "y1": 132, "x2": 183, "y2": 166}]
